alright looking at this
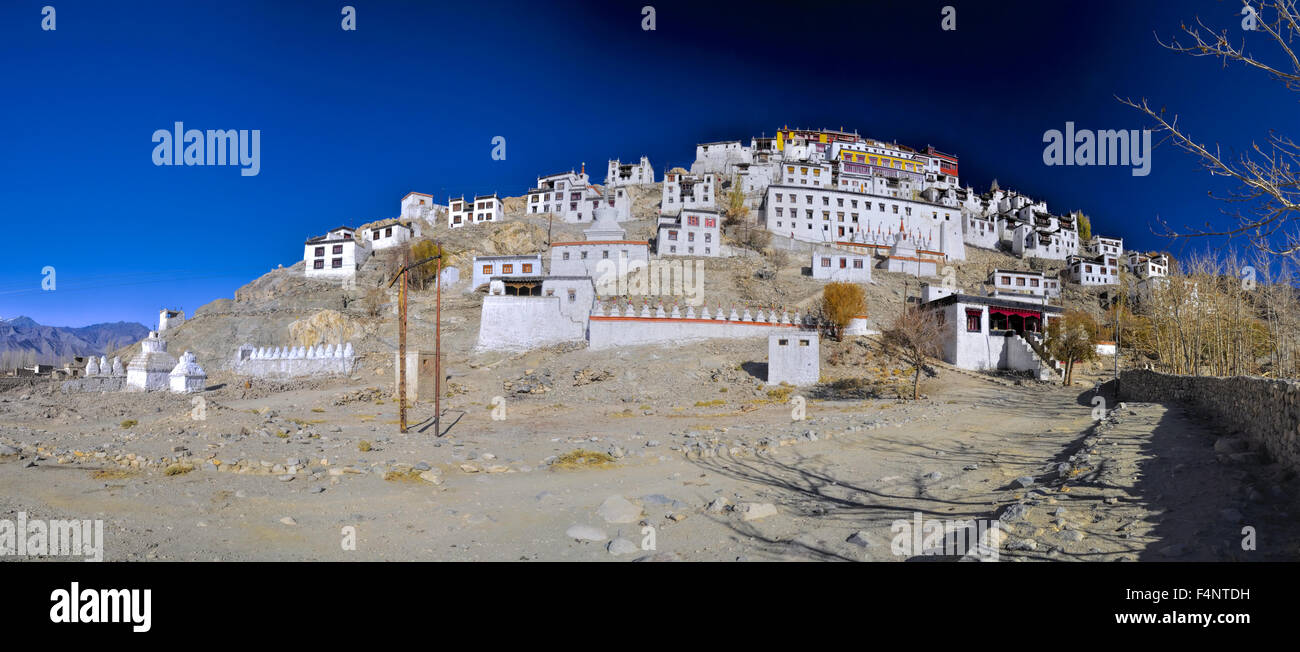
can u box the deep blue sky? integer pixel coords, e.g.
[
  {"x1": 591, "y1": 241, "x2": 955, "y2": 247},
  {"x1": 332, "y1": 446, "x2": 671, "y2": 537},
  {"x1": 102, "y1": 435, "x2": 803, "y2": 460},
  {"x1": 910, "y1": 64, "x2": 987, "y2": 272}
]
[{"x1": 1, "y1": 0, "x2": 1293, "y2": 326}]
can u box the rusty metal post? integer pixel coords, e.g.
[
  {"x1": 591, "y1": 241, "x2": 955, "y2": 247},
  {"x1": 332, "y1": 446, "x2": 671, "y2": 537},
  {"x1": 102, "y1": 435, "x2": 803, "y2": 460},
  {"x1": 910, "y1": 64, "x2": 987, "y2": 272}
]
[
  {"x1": 398, "y1": 251, "x2": 409, "y2": 433},
  {"x1": 434, "y1": 243, "x2": 443, "y2": 437}
]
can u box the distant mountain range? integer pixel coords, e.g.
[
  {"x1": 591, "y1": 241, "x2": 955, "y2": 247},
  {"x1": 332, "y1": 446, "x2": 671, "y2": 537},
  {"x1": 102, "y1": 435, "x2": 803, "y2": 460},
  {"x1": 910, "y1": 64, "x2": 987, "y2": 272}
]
[{"x1": 0, "y1": 316, "x2": 150, "y2": 366}]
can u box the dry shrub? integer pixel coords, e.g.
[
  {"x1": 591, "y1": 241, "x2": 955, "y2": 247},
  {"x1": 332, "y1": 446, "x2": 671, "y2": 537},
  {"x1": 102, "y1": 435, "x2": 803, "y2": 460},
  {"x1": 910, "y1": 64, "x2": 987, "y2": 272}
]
[{"x1": 821, "y1": 282, "x2": 866, "y2": 341}]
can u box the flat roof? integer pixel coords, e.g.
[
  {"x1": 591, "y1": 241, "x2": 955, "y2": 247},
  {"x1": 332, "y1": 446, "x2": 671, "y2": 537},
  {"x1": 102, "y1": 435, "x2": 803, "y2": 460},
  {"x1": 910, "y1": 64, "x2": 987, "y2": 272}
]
[
  {"x1": 474, "y1": 254, "x2": 542, "y2": 261},
  {"x1": 924, "y1": 293, "x2": 1063, "y2": 314}
]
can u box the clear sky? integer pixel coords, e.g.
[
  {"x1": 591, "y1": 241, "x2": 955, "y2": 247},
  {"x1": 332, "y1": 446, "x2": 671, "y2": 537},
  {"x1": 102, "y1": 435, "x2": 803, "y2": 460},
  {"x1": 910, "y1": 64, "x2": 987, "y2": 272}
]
[{"x1": 1, "y1": 0, "x2": 1294, "y2": 326}]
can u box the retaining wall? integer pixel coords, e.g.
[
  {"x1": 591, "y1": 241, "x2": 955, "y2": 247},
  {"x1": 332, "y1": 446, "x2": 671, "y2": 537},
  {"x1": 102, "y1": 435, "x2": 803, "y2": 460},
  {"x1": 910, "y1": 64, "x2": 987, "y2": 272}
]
[{"x1": 1118, "y1": 369, "x2": 1300, "y2": 470}]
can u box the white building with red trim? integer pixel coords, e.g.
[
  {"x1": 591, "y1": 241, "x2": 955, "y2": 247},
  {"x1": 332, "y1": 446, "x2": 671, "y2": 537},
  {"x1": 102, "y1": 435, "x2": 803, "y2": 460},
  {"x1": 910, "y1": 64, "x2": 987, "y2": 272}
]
[
  {"x1": 762, "y1": 184, "x2": 965, "y2": 260},
  {"x1": 811, "y1": 249, "x2": 872, "y2": 282},
  {"x1": 923, "y1": 293, "x2": 1062, "y2": 380},
  {"x1": 527, "y1": 166, "x2": 631, "y2": 223},
  {"x1": 550, "y1": 208, "x2": 650, "y2": 278},
  {"x1": 657, "y1": 208, "x2": 722, "y2": 257},
  {"x1": 661, "y1": 170, "x2": 716, "y2": 213},
  {"x1": 471, "y1": 254, "x2": 542, "y2": 291},
  {"x1": 606, "y1": 157, "x2": 655, "y2": 187}
]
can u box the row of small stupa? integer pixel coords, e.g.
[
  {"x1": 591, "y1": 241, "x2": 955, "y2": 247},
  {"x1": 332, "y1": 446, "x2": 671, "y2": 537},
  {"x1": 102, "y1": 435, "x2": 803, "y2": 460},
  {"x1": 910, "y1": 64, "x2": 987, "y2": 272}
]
[{"x1": 247, "y1": 343, "x2": 354, "y2": 359}]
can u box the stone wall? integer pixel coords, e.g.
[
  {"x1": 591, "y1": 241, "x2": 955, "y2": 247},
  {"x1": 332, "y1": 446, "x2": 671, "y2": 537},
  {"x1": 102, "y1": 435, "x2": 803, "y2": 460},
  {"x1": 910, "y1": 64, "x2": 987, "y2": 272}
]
[
  {"x1": 1118, "y1": 369, "x2": 1300, "y2": 470},
  {"x1": 61, "y1": 377, "x2": 126, "y2": 394}
]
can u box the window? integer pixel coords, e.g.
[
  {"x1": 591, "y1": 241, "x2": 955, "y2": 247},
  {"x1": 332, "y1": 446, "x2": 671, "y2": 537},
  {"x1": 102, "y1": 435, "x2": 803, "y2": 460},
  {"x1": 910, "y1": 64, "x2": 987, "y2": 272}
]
[
  {"x1": 581, "y1": 251, "x2": 588, "y2": 259},
  {"x1": 602, "y1": 250, "x2": 609, "y2": 259},
  {"x1": 562, "y1": 252, "x2": 570, "y2": 260},
  {"x1": 372, "y1": 231, "x2": 381, "y2": 240},
  {"x1": 314, "y1": 247, "x2": 324, "y2": 257},
  {"x1": 687, "y1": 215, "x2": 699, "y2": 226},
  {"x1": 966, "y1": 309, "x2": 982, "y2": 332},
  {"x1": 821, "y1": 257, "x2": 831, "y2": 267},
  {"x1": 482, "y1": 265, "x2": 493, "y2": 275},
  {"x1": 668, "y1": 230, "x2": 678, "y2": 241},
  {"x1": 852, "y1": 259, "x2": 863, "y2": 269},
  {"x1": 839, "y1": 258, "x2": 847, "y2": 269},
  {"x1": 799, "y1": 339, "x2": 810, "y2": 346},
  {"x1": 567, "y1": 289, "x2": 576, "y2": 303},
  {"x1": 333, "y1": 244, "x2": 343, "y2": 254},
  {"x1": 522, "y1": 263, "x2": 533, "y2": 273},
  {"x1": 778, "y1": 338, "x2": 789, "y2": 346},
  {"x1": 502, "y1": 264, "x2": 513, "y2": 274},
  {"x1": 332, "y1": 258, "x2": 343, "y2": 269},
  {"x1": 313, "y1": 260, "x2": 324, "y2": 269}
]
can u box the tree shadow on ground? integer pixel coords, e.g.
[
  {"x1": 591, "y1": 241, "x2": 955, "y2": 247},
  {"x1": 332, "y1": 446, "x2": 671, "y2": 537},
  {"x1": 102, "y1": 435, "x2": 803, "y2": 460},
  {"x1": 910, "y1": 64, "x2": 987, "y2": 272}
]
[{"x1": 686, "y1": 449, "x2": 1008, "y2": 562}]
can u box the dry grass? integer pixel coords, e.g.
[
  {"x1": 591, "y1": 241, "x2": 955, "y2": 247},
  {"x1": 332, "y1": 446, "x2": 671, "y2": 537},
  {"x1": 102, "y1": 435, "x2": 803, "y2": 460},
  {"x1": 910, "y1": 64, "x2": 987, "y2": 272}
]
[
  {"x1": 383, "y1": 469, "x2": 432, "y2": 484},
  {"x1": 550, "y1": 449, "x2": 616, "y2": 470},
  {"x1": 358, "y1": 440, "x2": 372, "y2": 452},
  {"x1": 163, "y1": 463, "x2": 194, "y2": 476},
  {"x1": 119, "y1": 419, "x2": 138, "y2": 429},
  {"x1": 766, "y1": 385, "x2": 794, "y2": 401}
]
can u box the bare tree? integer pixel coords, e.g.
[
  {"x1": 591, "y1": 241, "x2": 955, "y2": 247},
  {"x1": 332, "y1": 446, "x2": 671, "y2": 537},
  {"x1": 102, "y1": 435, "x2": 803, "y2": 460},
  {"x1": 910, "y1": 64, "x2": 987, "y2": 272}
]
[
  {"x1": 881, "y1": 306, "x2": 944, "y2": 399},
  {"x1": 1119, "y1": 1, "x2": 1300, "y2": 257},
  {"x1": 1046, "y1": 310, "x2": 1100, "y2": 385}
]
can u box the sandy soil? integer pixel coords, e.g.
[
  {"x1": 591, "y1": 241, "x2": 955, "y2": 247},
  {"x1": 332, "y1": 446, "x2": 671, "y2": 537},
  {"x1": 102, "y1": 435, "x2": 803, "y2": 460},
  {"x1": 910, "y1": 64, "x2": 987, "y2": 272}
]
[{"x1": 3, "y1": 355, "x2": 1295, "y2": 562}]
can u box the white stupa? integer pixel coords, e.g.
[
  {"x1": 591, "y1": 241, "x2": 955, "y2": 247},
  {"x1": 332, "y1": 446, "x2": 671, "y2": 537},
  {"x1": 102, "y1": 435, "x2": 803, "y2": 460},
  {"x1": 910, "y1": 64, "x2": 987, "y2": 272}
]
[
  {"x1": 168, "y1": 351, "x2": 207, "y2": 393},
  {"x1": 126, "y1": 331, "x2": 177, "y2": 391}
]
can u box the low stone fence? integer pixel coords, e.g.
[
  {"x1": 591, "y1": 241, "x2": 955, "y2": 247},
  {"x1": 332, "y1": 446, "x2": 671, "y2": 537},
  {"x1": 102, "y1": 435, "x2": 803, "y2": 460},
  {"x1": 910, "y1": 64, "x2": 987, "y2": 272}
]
[
  {"x1": 1118, "y1": 369, "x2": 1300, "y2": 470},
  {"x1": 61, "y1": 377, "x2": 127, "y2": 394}
]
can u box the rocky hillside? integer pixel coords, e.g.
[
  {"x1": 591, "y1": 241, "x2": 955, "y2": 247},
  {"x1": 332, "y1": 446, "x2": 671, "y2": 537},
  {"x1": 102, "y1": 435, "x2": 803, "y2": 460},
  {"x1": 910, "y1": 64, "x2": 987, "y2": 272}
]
[{"x1": 110, "y1": 182, "x2": 1107, "y2": 372}]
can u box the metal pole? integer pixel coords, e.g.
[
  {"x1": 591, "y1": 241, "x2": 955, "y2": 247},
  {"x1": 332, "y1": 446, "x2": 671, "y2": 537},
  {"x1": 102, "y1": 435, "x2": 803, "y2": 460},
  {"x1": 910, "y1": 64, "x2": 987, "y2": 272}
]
[
  {"x1": 434, "y1": 242, "x2": 443, "y2": 437},
  {"x1": 386, "y1": 252, "x2": 442, "y2": 436},
  {"x1": 398, "y1": 252, "x2": 408, "y2": 433}
]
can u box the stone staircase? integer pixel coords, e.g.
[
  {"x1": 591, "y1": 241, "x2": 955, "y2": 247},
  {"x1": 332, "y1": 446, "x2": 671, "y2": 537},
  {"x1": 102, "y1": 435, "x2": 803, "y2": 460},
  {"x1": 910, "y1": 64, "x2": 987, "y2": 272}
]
[{"x1": 1013, "y1": 332, "x2": 1063, "y2": 381}]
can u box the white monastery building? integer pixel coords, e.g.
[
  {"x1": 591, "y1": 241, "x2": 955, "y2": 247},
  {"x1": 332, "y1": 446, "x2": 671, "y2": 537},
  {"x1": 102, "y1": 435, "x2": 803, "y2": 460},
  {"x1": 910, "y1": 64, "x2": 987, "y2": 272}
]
[
  {"x1": 606, "y1": 157, "x2": 655, "y2": 186},
  {"x1": 657, "y1": 208, "x2": 722, "y2": 257},
  {"x1": 661, "y1": 170, "x2": 716, "y2": 213},
  {"x1": 304, "y1": 226, "x2": 371, "y2": 281},
  {"x1": 923, "y1": 293, "x2": 1062, "y2": 380},
  {"x1": 987, "y1": 269, "x2": 1060, "y2": 299},
  {"x1": 811, "y1": 250, "x2": 873, "y2": 283},
  {"x1": 550, "y1": 207, "x2": 650, "y2": 278},
  {"x1": 361, "y1": 218, "x2": 420, "y2": 250},
  {"x1": 1067, "y1": 254, "x2": 1119, "y2": 286},
  {"x1": 448, "y1": 194, "x2": 503, "y2": 227},
  {"x1": 1127, "y1": 252, "x2": 1170, "y2": 279},
  {"x1": 471, "y1": 254, "x2": 543, "y2": 291}
]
